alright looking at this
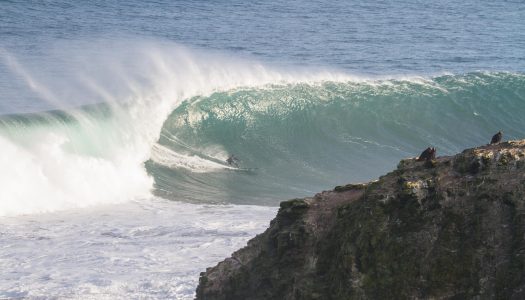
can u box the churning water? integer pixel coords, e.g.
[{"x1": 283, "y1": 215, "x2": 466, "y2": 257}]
[{"x1": 1, "y1": 0, "x2": 524, "y2": 298}]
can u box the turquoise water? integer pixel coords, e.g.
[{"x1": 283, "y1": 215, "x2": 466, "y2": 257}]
[
  {"x1": 151, "y1": 73, "x2": 525, "y2": 204},
  {"x1": 1, "y1": 2, "x2": 525, "y2": 298},
  {"x1": 1, "y1": 71, "x2": 524, "y2": 208},
  {"x1": 1, "y1": 0, "x2": 525, "y2": 208}
]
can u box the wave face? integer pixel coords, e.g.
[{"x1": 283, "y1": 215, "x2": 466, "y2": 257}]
[
  {"x1": 0, "y1": 41, "x2": 352, "y2": 216},
  {"x1": 1, "y1": 42, "x2": 524, "y2": 215},
  {"x1": 150, "y1": 72, "x2": 525, "y2": 204}
]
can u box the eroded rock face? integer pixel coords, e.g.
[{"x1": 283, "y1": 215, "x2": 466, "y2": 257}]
[{"x1": 196, "y1": 141, "x2": 525, "y2": 300}]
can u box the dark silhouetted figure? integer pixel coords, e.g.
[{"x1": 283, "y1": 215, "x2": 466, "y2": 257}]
[
  {"x1": 417, "y1": 147, "x2": 436, "y2": 161},
  {"x1": 490, "y1": 131, "x2": 503, "y2": 144},
  {"x1": 429, "y1": 147, "x2": 436, "y2": 160},
  {"x1": 226, "y1": 155, "x2": 240, "y2": 167}
]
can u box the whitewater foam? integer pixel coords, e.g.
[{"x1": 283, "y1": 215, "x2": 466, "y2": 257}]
[
  {"x1": 0, "y1": 39, "x2": 358, "y2": 216},
  {"x1": 2, "y1": 40, "x2": 525, "y2": 215},
  {"x1": 150, "y1": 143, "x2": 232, "y2": 172},
  {"x1": 0, "y1": 198, "x2": 277, "y2": 299}
]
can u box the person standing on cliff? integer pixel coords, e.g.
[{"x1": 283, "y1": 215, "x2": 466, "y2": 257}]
[
  {"x1": 417, "y1": 147, "x2": 436, "y2": 161},
  {"x1": 490, "y1": 131, "x2": 503, "y2": 144}
]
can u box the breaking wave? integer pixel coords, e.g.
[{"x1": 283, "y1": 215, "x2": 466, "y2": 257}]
[{"x1": 1, "y1": 41, "x2": 524, "y2": 215}]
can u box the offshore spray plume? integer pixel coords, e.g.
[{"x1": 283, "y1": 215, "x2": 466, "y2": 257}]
[{"x1": 0, "y1": 39, "x2": 353, "y2": 216}]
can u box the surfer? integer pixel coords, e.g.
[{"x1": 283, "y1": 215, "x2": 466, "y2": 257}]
[
  {"x1": 490, "y1": 131, "x2": 503, "y2": 144},
  {"x1": 226, "y1": 154, "x2": 240, "y2": 167}
]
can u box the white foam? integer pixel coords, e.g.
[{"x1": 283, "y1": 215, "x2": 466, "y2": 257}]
[
  {"x1": 0, "y1": 133, "x2": 152, "y2": 216},
  {"x1": 0, "y1": 198, "x2": 278, "y2": 299},
  {"x1": 0, "y1": 39, "x2": 356, "y2": 216},
  {"x1": 150, "y1": 143, "x2": 232, "y2": 172}
]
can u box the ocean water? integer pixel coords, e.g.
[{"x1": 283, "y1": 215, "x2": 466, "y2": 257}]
[{"x1": 1, "y1": 0, "x2": 525, "y2": 298}]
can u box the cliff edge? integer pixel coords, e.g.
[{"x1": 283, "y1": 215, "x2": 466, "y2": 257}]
[{"x1": 196, "y1": 140, "x2": 525, "y2": 299}]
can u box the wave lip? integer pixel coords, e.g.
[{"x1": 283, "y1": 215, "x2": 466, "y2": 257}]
[
  {"x1": 2, "y1": 41, "x2": 525, "y2": 215},
  {"x1": 0, "y1": 40, "x2": 359, "y2": 216},
  {"x1": 150, "y1": 72, "x2": 525, "y2": 204}
]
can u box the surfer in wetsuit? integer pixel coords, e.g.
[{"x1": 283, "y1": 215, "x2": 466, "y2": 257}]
[{"x1": 226, "y1": 155, "x2": 240, "y2": 167}]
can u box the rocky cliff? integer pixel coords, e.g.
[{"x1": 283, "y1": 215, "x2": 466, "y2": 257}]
[{"x1": 196, "y1": 140, "x2": 525, "y2": 299}]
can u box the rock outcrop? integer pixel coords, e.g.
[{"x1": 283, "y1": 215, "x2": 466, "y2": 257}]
[{"x1": 196, "y1": 140, "x2": 525, "y2": 299}]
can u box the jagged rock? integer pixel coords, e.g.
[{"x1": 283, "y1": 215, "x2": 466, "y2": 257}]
[{"x1": 196, "y1": 140, "x2": 525, "y2": 300}]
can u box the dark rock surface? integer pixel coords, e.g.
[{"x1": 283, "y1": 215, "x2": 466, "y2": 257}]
[{"x1": 196, "y1": 140, "x2": 525, "y2": 300}]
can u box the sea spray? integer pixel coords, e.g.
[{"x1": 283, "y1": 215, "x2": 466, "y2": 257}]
[
  {"x1": 0, "y1": 39, "x2": 354, "y2": 216},
  {"x1": 2, "y1": 42, "x2": 525, "y2": 215}
]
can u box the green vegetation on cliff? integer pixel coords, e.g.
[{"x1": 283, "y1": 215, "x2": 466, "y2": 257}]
[{"x1": 197, "y1": 141, "x2": 525, "y2": 300}]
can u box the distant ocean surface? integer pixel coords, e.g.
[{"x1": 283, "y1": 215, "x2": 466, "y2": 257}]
[{"x1": 1, "y1": 0, "x2": 524, "y2": 298}]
